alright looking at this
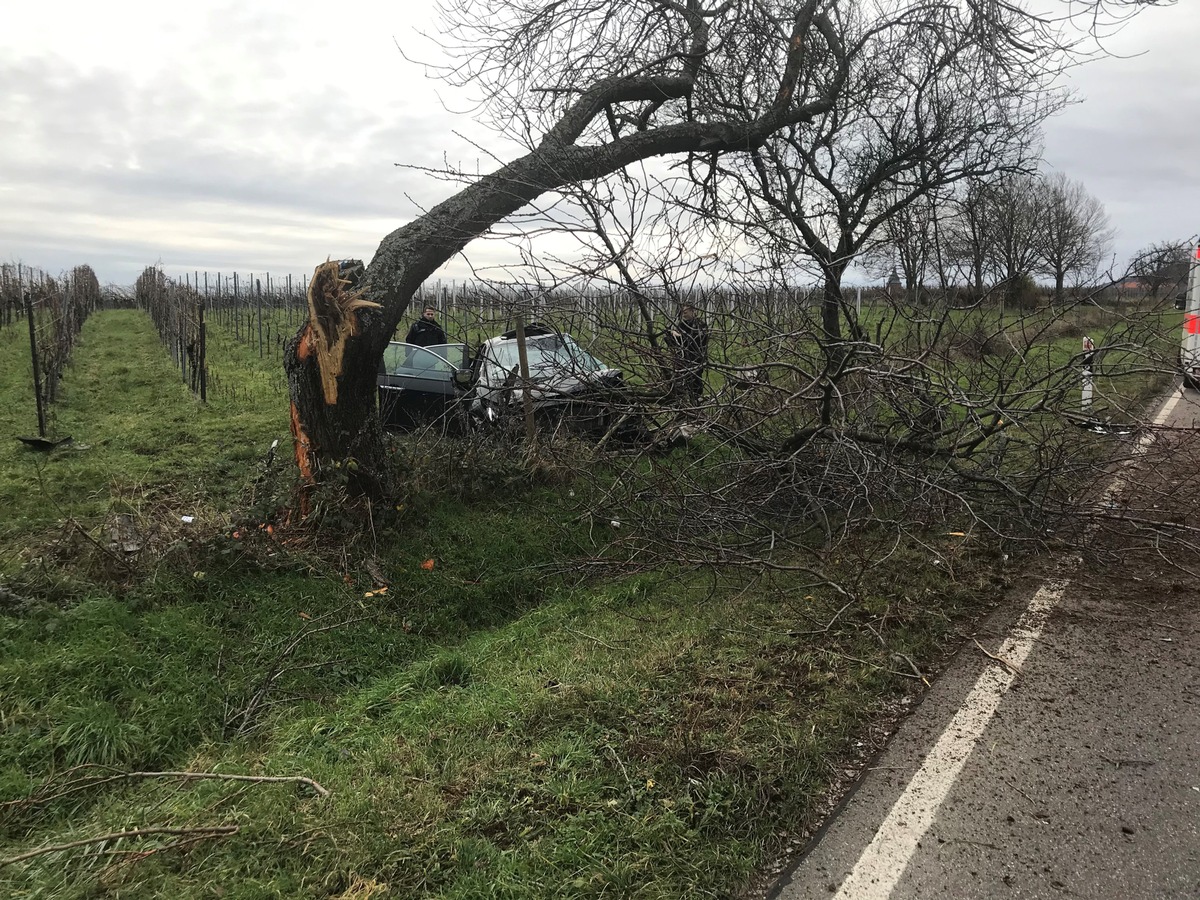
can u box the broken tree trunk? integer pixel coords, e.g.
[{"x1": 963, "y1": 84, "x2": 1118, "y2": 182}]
[{"x1": 284, "y1": 260, "x2": 390, "y2": 504}]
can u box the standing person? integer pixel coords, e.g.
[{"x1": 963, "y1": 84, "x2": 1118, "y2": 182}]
[
  {"x1": 668, "y1": 303, "x2": 709, "y2": 403},
  {"x1": 405, "y1": 305, "x2": 447, "y2": 347}
]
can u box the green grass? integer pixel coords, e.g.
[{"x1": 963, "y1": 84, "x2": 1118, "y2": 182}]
[
  {"x1": 0, "y1": 310, "x2": 289, "y2": 561},
  {"x1": 0, "y1": 299, "x2": 1170, "y2": 897},
  {"x1": 1, "y1": 537, "x2": 995, "y2": 898}
]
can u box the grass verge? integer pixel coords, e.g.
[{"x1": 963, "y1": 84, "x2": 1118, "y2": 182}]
[{"x1": 0, "y1": 304, "x2": 1128, "y2": 898}]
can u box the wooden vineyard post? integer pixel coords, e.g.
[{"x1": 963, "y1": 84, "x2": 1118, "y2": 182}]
[
  {"x1": 199, "y1": 298, "x2": 208, "y2": 402},
  {"x1": 514, "y1": 316, "x2": 536, "y2": 445},
  {"x1": 24, "y1": 290, "x2": 47, "y2": 438},
  {"x1": 256, "y1": 277, "x2": 264, "y2": 358}
]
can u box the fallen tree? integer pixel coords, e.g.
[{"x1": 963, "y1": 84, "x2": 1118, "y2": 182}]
[{"x1": 283, "y1": 0, "x2": 1175, "y2": 502}]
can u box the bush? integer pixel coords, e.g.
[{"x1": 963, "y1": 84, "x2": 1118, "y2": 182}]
[{"x1": 1004, "y1": 274, "x2": 1043, "y2": 310}]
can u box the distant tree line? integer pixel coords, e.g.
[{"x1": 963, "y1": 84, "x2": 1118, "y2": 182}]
[
  {"x1": 1126, "y1": 240, "x2": 1196, "y2": 299},
  {"x1": 851, "y1": 171, "x2": 1109, "y2": 308}
]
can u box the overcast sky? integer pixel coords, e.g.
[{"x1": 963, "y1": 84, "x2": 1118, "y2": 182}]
[{"x1": 2, "y1": 1, "x2": 1197, "y2": 288}]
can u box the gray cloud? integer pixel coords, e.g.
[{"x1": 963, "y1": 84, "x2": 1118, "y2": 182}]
[
  {"x1": 1041, "y1": 9, "x2": 1200, "y2": 263},
  {"x1": 2, "y1": 2, "x2": 1198, "y2": 287},
  {"x1": 0, "y1": 49, "x2": 495, "y2": 283}
]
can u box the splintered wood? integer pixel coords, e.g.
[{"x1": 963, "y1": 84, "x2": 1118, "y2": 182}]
[{"x1": 303, "y1": 260, "x2": 380, "y2": 405}]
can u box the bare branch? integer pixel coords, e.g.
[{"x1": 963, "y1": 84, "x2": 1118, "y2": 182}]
[{"x1": 1, "y1": 826, "x2": 239, "y2": 868}]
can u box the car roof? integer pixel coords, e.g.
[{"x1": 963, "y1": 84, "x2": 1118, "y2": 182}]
[{"x1": 486, "y1": 323, "x2": 565, "y2": 342}]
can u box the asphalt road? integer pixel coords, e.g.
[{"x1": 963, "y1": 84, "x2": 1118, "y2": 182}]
[{"x1": 768, "y1": 389, "x2": 1200, "y2": 900}]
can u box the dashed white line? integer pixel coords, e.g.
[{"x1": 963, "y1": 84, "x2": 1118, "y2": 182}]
[
  {"x1": 832, "y1": 582, "x2": 1065, "y2": 900},
  {"x1": 830, "y1": 388, "x2": 1184, "y2": 899}
]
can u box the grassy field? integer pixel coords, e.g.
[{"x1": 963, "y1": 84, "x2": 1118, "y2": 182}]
[
  {"x1": 0, "y1": 311, "x2": 288, "y2": 550},
  {"x1": 0, "y1": 302, "x2": 1173, "y2": 898}
]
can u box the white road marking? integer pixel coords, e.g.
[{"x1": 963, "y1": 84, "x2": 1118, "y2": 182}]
[
  {"x1": 830, "y1": 388, "x2": 1183, "y2": 900},
  {"x1": 832, "y1": 581, "x2": 1066, "y2": 900},
  {"x1": 1151, "y1": 389, "x2": 1184, "y2": 428}
]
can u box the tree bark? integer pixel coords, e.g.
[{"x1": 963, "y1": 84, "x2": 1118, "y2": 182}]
[
  {"x1": 284, "y1": 261, "x2": 392, "y2": 502},
  {"x1": 818, "y1": 267, "x2": 850, "y2": 428}
]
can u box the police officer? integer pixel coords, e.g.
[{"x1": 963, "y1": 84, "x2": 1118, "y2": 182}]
[{"x1": 405, "y1": 305, "x2": 447, "y2": 347}]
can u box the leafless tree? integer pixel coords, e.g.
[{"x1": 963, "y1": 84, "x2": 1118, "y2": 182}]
[
  {"x1": 676, "y1": 1, "x2": 1061, "y2": 432},
  {"x1": 1128, "y1": 239, "x2": 1194, "y2": 298},
  {"x1": 1037, "y1": 171, "x2": 1113, "y2": 304},
  {"x1": 758, "y1": 14, "x2": 1046, "y2": 310},
  {"x1": 280, "y1": 0, "x2": 1180, "y2": 500},
  {"x1": 940, "y1": 180, "x2": 994, "y2": 299},
  {"x1": 858, "y1": 191, "x2": 948, "y2": 301},
  {"x1": 982, "y1": 173, "x2": 1046, "y2": 308}
]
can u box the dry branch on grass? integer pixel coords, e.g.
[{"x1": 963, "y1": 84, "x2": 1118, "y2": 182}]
[
  {"x1": 0, "y1": 825, "x2": 240, "y2": 868},
  {"x1": 226, "y1": 606, "x2": 377, "y2": 736},
  {"x1": 1, "y1": 767, "x2": 328, "y2": 871},
  {"x1": 2, "y1": 765, "x2": 330, "y2": 822}
]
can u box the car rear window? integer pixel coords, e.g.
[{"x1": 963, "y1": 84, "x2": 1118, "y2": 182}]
[{"x1": 488, "y1": 335, "x2": 606, "y2": 377}]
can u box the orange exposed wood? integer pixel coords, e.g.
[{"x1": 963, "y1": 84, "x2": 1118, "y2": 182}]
[
  {"x1": 290, "y1": 402, "x2": 314, "y2": 481},
  {"x1": 295, "y1": 323, "x2": 315, "y2": 362},
  {"x1": 290, "y1": 401, "x2": 315, "y2": 516}
]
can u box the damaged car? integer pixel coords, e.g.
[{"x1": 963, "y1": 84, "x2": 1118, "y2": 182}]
[
  {"x1": 377, "y1": 341, "x2": 472, "y2": 432},
  {"x1": 468, "y1": 325, "x2": 633, "y2": 437},
  {"x1": 379, "y1": 325, "x2": 645, "y2": 441}
]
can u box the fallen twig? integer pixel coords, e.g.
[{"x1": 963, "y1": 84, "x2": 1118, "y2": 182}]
[
  {"x1": 0, "y1": 825, "x2": 239, "y2": 867},
  {"x1": 124, "y1": 770, "x2": 330, "y2": 797},
  {"x1": 892, "y1": 652, "x2": 930, "y2": 687},
  {"x1": 1098, "y1": 754, "x2": 1154, "y2": 769},
  {"x1": 2, "y1": 767, "x2": 329, "y2": 816},
  {"x1": 229, "y1": 609, "x2": 375, "y2": 735},
  {"x1": 1086, "y1": 512, "x2": 1200, "y2": 533},
  {"x1": 820, "y1": 648, "x2": 922, "y2": 681},
  {"x1": 788, "y1": 599, "x2": 856, "y2": 637},
  {"x1": 973, "y1": 638, "x2": 1022, "y2": 676},
  {"x1": 565, "y1": 627, "x2": 630, "y2": 651},
  {"x1": 66, "y1": 516, "x2": 132, "y2": 571}
]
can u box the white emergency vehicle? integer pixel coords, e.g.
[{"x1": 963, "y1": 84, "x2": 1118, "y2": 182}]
[{"x1": 1184, "y1": 242, "x2": 1200, "y2": 390}]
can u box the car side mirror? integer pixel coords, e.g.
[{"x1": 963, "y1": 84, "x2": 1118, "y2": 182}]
[{"x1": 452, "y1": 368, "x2": 474, "y2": 389}]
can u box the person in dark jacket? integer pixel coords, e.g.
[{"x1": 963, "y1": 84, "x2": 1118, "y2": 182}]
[
  {"x1": 405, "y1": 305, "x2": 447, "y2": 347},
  {"x1": 667, "y1": 303, "x2": 709, "y2": 403}
]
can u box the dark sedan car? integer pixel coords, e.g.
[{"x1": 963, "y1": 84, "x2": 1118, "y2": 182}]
[
  {"x1": 468, "y1": 326, "x2": 629, "y2": 435},
  {"x1": 377, "y1": 341, "x2": 472, "y2": 432}
]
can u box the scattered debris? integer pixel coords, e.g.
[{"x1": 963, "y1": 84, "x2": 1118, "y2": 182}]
[
  {"x1": 973, "y1": 638, "x2": 1022, "y2": 676},
  {"x1": 105, "y1": 513, "x2": 144, "y2": 555}
]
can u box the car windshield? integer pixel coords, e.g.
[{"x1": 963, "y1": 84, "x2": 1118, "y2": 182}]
[
  {"x1": 488, "y1": 334, "x2": 606, "y2": 380},
  {"x1": 382, "y1": 342, "x2": 467, "y2": 376}
]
